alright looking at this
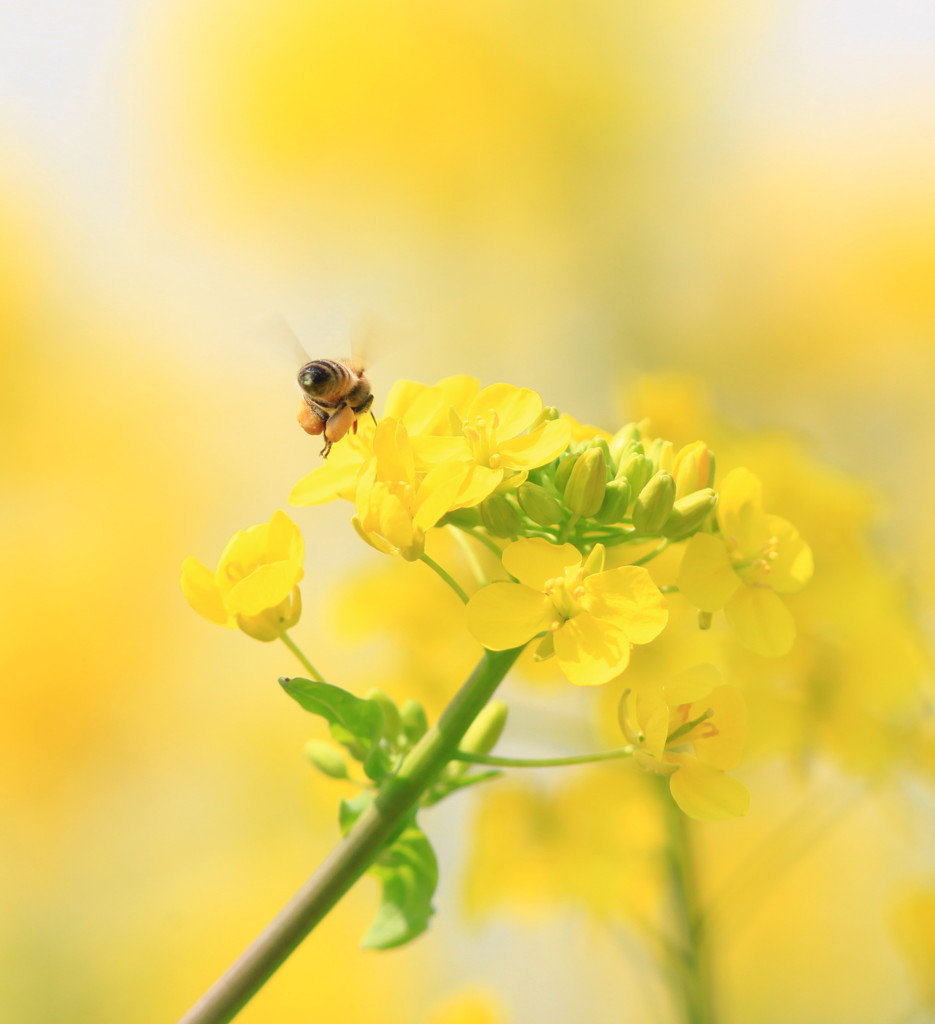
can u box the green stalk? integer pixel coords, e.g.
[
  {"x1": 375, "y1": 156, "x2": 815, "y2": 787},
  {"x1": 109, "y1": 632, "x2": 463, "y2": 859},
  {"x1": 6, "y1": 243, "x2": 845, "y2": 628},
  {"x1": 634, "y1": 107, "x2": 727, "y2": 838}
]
[
  {"x1": 660, "y1": 781, "x2": 717, "y2": 1024},
  {"x1": 175, "y1": 646, "x2": 523, "y2": 1024}
]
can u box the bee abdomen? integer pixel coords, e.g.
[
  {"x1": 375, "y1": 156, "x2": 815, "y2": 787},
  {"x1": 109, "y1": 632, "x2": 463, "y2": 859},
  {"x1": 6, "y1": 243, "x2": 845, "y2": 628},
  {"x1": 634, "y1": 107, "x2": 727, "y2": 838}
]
[{"x1": 297, "y1": 359, "x2": 356, "y2": 400}]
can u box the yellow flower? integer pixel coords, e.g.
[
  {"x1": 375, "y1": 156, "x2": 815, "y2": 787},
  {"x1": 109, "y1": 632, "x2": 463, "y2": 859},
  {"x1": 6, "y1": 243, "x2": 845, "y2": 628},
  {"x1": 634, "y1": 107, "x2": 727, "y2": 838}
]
[
  {"x1": 181, "y1": 510, "x2": 304, "y2": 641},
  {"x1": 289, "y1": 376, "x2": 469, "y2": 508},
  {"x1": 619, "y1": 665, "x2": 749, "y2": 821},
  {"x1": 467, "y1": 538, "x2": 668, "y2": 686},
  {"x1": 412, "y1": 382, "x2": 572, "y2": 497},
  {"x1": 352, "y1": 418, "x2": 489, "y2": 560},
  {"x1": 677, "y1": 467, "x2": 813, "y2": 656}
]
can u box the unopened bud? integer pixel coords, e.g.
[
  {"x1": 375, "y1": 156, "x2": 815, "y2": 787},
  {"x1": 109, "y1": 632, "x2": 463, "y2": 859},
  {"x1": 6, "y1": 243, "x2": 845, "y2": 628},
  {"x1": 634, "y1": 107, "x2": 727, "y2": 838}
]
[
  {"x1": 517, "y1": 482, "x2": 563, "y2": 527},
  {"x1": 365, "y1": 688, "x2": 401, "y2": 744},
  {"x1": 563, "y1": 447, "x2": 607, "y2": 517},
  {"x1": 646, "y1": 438, "x2": 674, "y2": 473},
  {"x1": 400, "y1": 700, "x2": 428, "y2": 744},
  {"x1": 609, "y1": 422, "x2": 643, "y2": 461},
  {"x1": 632, "y1": 472, "x2": 676, "y2": 533},
  {"x1": 554, "y1": 452, "x2": 581, "y2": 492},
  {"x1": 698, "y1": 611, "x2": 713, "y2": 631},
  {"x1": 304, "y1": 740, "x2": 349, "y2": 780},
  {"x1": 479, "y1": 493, "x2": 522, "y2": 538},
  {"x1": 662, "y1": 488, "x2": 717, "y2": 539},
  {"x1": 617, "y1": 452, "x2": 652, "y2": 495},
  {"x1": 461, "y1": 699, "x2": 509, "y2": 756},
  {"x1": 533, "y1": 406, "x2": 561, "y2": 426},
  {"x1": 673, "y1": 441, "x2": 715, "y2": 498},
  {"x1": 594, "y1": 478, "x2": 631, "y2": 524},
  {"x1": 582, "y1": 543, "x2": 606, "y2": 576}
]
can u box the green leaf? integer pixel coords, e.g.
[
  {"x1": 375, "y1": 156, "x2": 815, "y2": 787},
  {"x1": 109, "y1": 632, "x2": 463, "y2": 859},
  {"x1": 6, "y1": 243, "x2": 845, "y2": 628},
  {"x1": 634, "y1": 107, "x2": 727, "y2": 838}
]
[
  {"x1": 362, "y1": 824, "x2": 438, "y2": 950},
  {"x1": 280, "y1": 677, "x2": 388, "y2": 780},
  {"x1": 339, "y1": 791, "x2": 374, "y2": 836}
]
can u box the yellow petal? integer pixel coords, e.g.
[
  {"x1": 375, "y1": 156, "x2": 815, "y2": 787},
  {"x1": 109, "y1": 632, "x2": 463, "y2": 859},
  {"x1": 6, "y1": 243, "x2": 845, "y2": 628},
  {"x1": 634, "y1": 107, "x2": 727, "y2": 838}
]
[
  {"x1": 451, "y1": 465, "x2": 503, "y2": 510},
  {"x1": 227, "y1": 559, "x2": 303, "y2": 617},
  {"x1": 265, "y1": 510, "x2": 304, "y2": 565},
  {"x1": 413, "y1": 463, "x2": 472, "y2": 532},
  {"x1": 717, "y1": 467, "x2": 770, "y2": 556},
  {"x1": 663, "y1": 663, "x2": 720, "y2": 706},
  {"x1": 635, "y1": 689, "x2": 670, "y2": 761},
  {"x1": 496, "y1": 419, "x2": 572, "y2": 470},
  {"x1": 411, "y1": 435, "x2": 473, "y2": 466},
  {"x1": 667, "y1": 756, "x2": 750, "y2": 820},
  {"x1": 374, "y1": 418, "x2": 415, "y2": 483},
  {"x1": 677, "y1": 533, "x2": 741, "y2": 612},
  {"x1": 724, "y1": 585, "x2": 795, "y2": 657},
  {"x1": 553, "y1": 613, "x2": 630, "y2": 686},
  {"x1": 688, "y1": 684, "x2": 747, "y2": 770},
  {"x1": 502, "y1": 538, "x2": 581, "y2": 589},
  {"x1": 585, "y1": 565, "x2": 668, "y2": 645},
  {"x1": 351, "y1": 515, "x2": 398, "y2": 556},
  {"x1": 468, "y1": 383, "x2": 541, "y2": 438},
  {"x1": 180, "y1": 557, "x2": 230, "y2": 626},
  {"x1": 466, "y1": 582, "x2": 555, "y2": 650},
  {"x1": 765, "y1": 514, "x2": 814, "y2": 593},
  {"x1": 433, "y1": 375, "x2": 480, "y2": 416},
  {"x1": 289, "y1": 462, "x2": 362, "y2": 505}
]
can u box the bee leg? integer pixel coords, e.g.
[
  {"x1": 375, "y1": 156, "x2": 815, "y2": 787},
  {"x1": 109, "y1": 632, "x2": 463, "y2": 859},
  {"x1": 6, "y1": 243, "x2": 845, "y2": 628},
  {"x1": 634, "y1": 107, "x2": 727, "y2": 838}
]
[{"x1": 319, "y1": 438, "x2": 333, "y2": 458}]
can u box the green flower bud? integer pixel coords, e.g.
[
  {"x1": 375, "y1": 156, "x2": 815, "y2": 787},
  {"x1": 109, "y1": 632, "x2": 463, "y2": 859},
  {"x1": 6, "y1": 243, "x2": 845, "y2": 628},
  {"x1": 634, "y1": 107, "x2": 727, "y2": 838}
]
[
  {"x1": 646, "y1": 438, "x2": 674, "y2": 473},
  {"x1": 304, "y1": 740, "x2": 349, "y2": 780},
  {"x1": 532, "y1": 406, "x2": 561, "y2": 426},
  {"x1": 582, "y1": 542, "x2": 606, "y2": 576},
  {"x1": 632, "y1": 471, "x2": 676, "y2": 533},
  {"x1": 365, "y1": 688, "x2": 401, "y2": 744},
  {"x1": 563, "y1": 447, "x2": 607, "y2": 517},
  {"x1": 516, "y1": 482, "x2": 564, "y2": 527},
  {"x1": 591, "y1": 439, "x2": 615, "y2": 480},
  {"x1": 400, "y1": 700, "x2": 428, "y2": 744},
  {"x1": 662, "y1": 488, "x2": 718, "y2": 539},
  {"x1": 594, "y1": 478, "x2": 631, "y2": 524},
  {"x1": 553, "y1": 452, "x2": 581, "y2": 493},
  {"x1": 479, "y1": 493, "x2": 522, "y2": 537},
  {"x1": 617, "y1": 452, "x2": 652, "y2": 495},
  {"x1": 673, "y1": 441, "x2": 716, "y2": 498},
  {"x1": 460, "y1": 699, "x2": 509, "y2": 756},
  {"x1": 608, "y1": 422, "x2": 643, "y2": 461},
  {"x1": 698, "y1": 611, "x2": 713, "y2": 631}
]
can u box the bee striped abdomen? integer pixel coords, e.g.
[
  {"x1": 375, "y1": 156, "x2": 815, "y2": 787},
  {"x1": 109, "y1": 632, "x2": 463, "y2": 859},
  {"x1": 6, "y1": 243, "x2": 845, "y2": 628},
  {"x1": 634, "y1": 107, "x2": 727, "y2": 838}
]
[{"x1": 297, "y1": 359, "x2": 356, "y2": 402}]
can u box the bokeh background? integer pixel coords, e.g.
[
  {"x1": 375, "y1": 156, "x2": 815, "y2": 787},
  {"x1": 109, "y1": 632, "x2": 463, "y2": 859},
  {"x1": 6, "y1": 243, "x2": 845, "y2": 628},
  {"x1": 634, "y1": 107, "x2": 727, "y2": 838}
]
[{"x1": 3, "y1": 2, "x2": 935, "y2": 1022}]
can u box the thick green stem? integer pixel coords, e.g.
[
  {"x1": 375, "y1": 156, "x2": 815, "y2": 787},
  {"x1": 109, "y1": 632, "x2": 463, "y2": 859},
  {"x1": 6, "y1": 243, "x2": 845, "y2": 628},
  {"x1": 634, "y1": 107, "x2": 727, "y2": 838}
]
[
  {"x1": 175, "y1": 646, "x2": 523, "y2": 1024},
  {"x1": 661, "y1": 782, "x2": 717, "y2": 1024}
]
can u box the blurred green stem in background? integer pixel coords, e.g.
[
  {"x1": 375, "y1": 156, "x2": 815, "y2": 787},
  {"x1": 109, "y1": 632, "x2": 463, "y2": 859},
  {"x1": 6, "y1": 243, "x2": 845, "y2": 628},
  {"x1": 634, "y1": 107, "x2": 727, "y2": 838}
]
[
  {"x1": 661, "y1": 779, "x2": 717, "y2": 1024},
  {"x1": 175, "y1": 646, "x2": 524, "y2": 1024}
]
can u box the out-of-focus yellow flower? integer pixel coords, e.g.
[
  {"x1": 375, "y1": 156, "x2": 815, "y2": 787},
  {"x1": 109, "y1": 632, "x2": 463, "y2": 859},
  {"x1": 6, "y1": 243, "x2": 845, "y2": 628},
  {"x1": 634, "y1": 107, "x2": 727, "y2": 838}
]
[
  {"x1": 352, "y1": 418, "x2": 488, "y2": 560},
  {"x1": 463, "y1": 770, "x2": 667, "y2": 924},
  {"x1": 891, "y1": 885, "x2": 935, "y2": 1007},
  {"x1": 619, "y1": 665, "x2": 749, "y2": 820},
  {"x1": 181, "y1": 510, "x2": 303, "y2": 641},
  {"x1": 678, "y1": 467, "x2": 813, "y2": 657},
  {"x1": 412, "y1": 383, "x2": 571, "y2": 495},
  {"x1": 424, "y1": 989, "x2": 510, "y2": 1024},
  {"x1": 467, "y1": 538, "x2": 667, "y2": 685}
]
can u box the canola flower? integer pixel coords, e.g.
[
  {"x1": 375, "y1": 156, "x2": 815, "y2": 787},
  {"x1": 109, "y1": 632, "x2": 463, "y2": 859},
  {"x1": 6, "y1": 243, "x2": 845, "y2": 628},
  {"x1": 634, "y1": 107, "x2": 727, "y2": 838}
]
[
  {"x1": 618, "y1": 665, "x2": 749, "y2": 820},
  {"x1": 466, "y1": 538, "x2": 667, "y2": 686},
  {"x1": 181, "y1": 509, "x2": 303, "y2": 641},
  {"x1": 677, "y1": 467, "x2": 813, "y2": 656}
]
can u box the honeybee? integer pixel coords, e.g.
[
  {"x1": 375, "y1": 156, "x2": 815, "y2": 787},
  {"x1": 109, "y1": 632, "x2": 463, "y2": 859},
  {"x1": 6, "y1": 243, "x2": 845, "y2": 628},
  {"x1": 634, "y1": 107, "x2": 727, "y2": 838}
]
[{"x1": 296, "y1": 358, "x2": 375, "y2": 458}]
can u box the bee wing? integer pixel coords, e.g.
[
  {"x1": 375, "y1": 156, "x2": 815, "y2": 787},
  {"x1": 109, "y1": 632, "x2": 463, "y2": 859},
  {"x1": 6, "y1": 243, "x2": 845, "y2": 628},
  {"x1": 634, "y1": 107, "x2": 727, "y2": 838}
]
[
  {"x1": 347, "y1": 311, "x2": 396, "y2": 371},
  {"x1": 246, "y1": 312, "x2": 312, "y2": 367}
]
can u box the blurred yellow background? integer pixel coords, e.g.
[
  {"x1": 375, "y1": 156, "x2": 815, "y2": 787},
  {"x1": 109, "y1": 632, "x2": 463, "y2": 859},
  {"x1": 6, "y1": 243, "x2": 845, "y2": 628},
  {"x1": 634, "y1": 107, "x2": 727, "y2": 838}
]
[{"x1": 2, "y1": 1, "x2": 934, "y2": 1022}]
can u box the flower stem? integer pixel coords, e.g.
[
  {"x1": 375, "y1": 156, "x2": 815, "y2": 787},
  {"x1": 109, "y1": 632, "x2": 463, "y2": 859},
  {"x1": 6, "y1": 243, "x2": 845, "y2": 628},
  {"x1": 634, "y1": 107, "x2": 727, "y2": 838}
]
[
  {"x1": 630, "y1": 539, "x2": 670, "y2": 566},
  {"x1": 174, "y1": 646, "x2": 523, "y2": 1024},
  {"x1": 660, "y1": 780, "x2": 717, "y2": 1024},
  {"x1": 453, "y1": 746, "x2": 635, "y2": 768},
  {"x1": 419, "y1": 553, "x2": 470, "y2": 604},
  {"x1": 447, "y1": 525, "x2": 489, "y2": 587},
  {"x1": 278, "y1": 631, "x2": 325, "y2": 683}
]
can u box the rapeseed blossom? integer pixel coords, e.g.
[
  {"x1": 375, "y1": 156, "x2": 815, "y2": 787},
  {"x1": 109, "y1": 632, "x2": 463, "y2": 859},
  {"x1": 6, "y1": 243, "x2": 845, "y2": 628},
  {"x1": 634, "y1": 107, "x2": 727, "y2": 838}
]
[
  {"x1": 181, "y1": 510, "x2": 304, "y2": 641},
  {"x1": 619, "y1": 665, "x2": 749, "y2": 820},
  {"x1": 677, "y1": 467, "x2": 813, "y2": 656},
  {"x1": 467, "y1": 538, "x2": 668, "y2": 686}
]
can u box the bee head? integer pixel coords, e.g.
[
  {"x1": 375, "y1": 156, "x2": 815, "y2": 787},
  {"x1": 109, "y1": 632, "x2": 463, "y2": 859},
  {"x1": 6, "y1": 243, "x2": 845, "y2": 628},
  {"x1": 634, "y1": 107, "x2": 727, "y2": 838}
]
[{"x1": 298, "y1": 362, "x2": 332, "y2": 395}]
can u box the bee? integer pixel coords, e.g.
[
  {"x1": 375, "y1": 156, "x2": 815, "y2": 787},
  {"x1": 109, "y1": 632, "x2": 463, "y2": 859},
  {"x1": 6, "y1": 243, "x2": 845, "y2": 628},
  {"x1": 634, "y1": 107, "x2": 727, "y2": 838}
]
[{"x1": 296, "y1": 358, "x2": 375, "y2": 458}]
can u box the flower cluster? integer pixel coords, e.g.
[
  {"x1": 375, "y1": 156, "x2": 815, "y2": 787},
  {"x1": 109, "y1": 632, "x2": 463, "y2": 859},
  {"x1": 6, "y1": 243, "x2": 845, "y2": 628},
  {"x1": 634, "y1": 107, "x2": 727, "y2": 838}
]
[{"x1": 183, "y1": 374, "x2": 815, "y2": 824}]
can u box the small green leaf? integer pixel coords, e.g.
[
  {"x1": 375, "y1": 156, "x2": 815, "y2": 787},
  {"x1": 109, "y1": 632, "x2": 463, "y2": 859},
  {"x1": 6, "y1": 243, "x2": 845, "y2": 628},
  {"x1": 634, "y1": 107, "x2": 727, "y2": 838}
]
[
  {"x1": 362, "y1": 824, "x2": 438, "y2": 950},
  {"x1": 339, "y1": 791, "x2": 374, "y2": 835},
  {"x1": 281, "y1": 677, "x2": 387, "y2": 779}
]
